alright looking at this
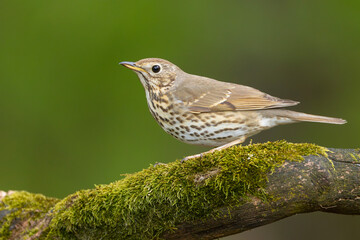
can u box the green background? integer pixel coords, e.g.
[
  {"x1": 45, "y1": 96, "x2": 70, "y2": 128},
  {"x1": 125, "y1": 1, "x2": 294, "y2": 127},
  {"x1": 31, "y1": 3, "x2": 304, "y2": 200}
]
[{"x1": 0, "y1": 1, "x2": 359, "y2": 239}]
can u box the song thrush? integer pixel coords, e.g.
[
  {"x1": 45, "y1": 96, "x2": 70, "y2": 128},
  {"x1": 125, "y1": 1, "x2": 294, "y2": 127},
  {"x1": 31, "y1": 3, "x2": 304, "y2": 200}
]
[{"x1": 120, "y1": 58, "x2": 346, "y2": 161}]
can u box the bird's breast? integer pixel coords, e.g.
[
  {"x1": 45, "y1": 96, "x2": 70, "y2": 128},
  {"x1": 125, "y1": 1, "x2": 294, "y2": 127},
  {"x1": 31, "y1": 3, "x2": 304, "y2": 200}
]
[{"x1": 146, "y1": 95, "x2": 264, "y2": 147}]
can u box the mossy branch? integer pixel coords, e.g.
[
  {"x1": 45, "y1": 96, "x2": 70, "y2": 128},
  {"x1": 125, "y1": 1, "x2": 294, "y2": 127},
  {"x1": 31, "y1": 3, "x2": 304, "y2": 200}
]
[{"x1": 1, "y1": 141, "x2": 360, "y2": 240}]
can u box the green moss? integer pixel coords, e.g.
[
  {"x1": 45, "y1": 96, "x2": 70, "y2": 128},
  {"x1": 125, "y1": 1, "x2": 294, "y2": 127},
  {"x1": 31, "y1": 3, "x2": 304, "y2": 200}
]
[
  {"x1": 0, "y1": 191, "x2": 59, "y2": 239},
  {"x1": 45, "y1": 140, "x2": 326, "y2": 240},
  {"x1": 0, "y1": 141, "x2": 325, "y2": 239}
]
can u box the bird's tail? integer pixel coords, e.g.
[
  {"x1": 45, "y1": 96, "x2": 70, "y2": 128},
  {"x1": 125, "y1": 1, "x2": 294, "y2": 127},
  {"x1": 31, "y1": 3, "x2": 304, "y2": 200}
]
[{"x1": 282, "y1": 110, "x2": 347, "y2": 124}]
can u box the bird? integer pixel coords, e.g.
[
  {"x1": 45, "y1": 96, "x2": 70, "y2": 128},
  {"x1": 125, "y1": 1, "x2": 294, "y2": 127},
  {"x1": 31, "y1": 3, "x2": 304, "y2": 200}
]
[{"x1": 119, "y1": 58, "x2": 346, "y2": 161}]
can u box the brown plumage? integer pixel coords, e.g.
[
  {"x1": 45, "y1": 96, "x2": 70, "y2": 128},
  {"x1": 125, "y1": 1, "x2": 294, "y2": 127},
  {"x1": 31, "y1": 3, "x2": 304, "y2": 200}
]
[{"x1": 120, "y1": 58, "x2": 346, "y2": 160}]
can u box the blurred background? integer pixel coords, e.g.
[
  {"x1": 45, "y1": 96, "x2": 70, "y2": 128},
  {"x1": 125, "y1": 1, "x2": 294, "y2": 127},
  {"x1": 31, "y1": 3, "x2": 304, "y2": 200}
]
[{"x1": 0, "y1": 1, "x2": 359, "y2": 239}]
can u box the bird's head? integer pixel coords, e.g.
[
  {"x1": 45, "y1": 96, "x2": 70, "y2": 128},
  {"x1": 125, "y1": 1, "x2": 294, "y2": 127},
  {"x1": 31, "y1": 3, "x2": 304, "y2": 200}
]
[{"x1": 120, "y1": 58, "x2": 182, "y2": 92}]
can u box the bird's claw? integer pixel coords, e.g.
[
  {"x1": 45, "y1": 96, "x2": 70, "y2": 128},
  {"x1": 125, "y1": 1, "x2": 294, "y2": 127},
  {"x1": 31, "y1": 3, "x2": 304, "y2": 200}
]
[
  {"x1": 181, "y1": 153, "x2": 205, "y2": 163},
  {"x1": 153, "y1": 162, "x2": 166, "y2": 167}
]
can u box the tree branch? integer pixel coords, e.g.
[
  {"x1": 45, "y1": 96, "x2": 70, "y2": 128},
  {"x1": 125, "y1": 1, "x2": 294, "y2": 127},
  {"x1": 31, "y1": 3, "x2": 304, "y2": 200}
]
[
  {"x1": 163, "y1": 148, "x2": 360, "y2": 239},
  {"x1": 1, "y1": 141, "x2": 360, "y2": 239}
]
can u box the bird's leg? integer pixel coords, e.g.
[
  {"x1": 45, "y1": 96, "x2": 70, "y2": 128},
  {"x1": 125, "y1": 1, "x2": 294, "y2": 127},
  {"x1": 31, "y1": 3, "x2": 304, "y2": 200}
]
[{"x1": 182, "y1": 136, "x2": 246, "y2": 162}]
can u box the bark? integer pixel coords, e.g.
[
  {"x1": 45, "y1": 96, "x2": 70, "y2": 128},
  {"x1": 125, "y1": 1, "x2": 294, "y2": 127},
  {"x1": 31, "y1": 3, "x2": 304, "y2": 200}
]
[{"x1": 1, "y1": 147, "x2": 360, "y2": 240}]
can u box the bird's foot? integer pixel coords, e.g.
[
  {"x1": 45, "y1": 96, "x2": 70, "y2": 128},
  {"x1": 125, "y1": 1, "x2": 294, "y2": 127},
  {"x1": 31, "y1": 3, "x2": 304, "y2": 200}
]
[
  {"x1": 181, "y1": 137, "x2": 246, "y2": 162},
  {"x1": 153, "y1": 162, "x2": 166, "y2": 167},
  {"x1": 181, "y1": 153, "x2": 205, "y2": 162}
]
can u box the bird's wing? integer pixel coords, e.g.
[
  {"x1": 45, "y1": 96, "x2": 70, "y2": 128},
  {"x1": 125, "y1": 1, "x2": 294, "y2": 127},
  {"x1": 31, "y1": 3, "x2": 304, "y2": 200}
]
[{"x1": 172, "y1": 75, "x2": 299, "y2": 113}]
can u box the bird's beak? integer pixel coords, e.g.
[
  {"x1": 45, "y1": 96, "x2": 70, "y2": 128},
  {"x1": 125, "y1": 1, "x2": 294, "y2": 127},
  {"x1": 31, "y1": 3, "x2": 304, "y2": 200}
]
[{"x1": 119, "y1": 61, "x2": 147, "y2": 73}]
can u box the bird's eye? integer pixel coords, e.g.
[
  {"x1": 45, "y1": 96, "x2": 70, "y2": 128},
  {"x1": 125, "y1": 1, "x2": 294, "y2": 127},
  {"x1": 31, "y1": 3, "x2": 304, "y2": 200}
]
[{"x1": 152, "y1": 65, "x2": 161, "y2": 73}]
